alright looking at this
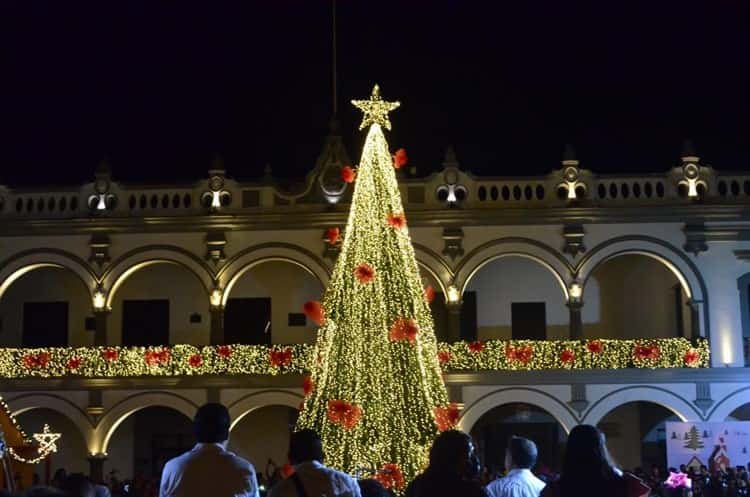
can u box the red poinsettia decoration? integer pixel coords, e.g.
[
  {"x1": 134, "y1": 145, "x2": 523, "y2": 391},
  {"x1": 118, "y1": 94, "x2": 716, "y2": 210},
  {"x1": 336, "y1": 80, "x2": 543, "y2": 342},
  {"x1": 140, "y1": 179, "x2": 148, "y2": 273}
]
[
  {"x1": 145, "y1": 349, "x2": 170, "y2": 367},
  {"x1": 325, "y1": 227, "x2": 340, "y2": 246},
  {"x1": 684, "y1": 349, "x2": 700, "y2": 366},
  {"x1": 23, "y1": 352, "x2": 50, "y2": 370},
  {"x1": 217, "y1": 345, "x2": 233, "y2": 359},
  {"x1": 66, "y1": 357, "x2": 83, "y2": 371},
  {"x1": 354, "y1": 263, "x2": 375, "y2": 284},
  {"x1": 387, "y1": 212, "x2": 406, "y2": 230},
  {"x1": 467, "y1": 340, "x2": 485, "y2": 353},
  {"x1": 424, "y1": 285, "x2": 436, "y2": 304},
  {"x1": 341, "y1": 165, "x2": 356, "y2": 183},
  {"x1": 392, "y1": 148, "x2": 408, "y2": 169},
  {"x1": 560, "y1": 349, "x2": 576, "y2": 364},
  {"x1": 188, "y1": 354, "x2": 203, "y2": 368},
  {"x1": 587, "y1": 340, "x2": 603, "y2": 354},
  {"x1": 303, "y1": 301, "x2": 325, "y2": 326},
  {"x1": 303, "y1": 375, "x2": 315, "y2": 396},
  {"x1": 269, "y1": 348, "x2": 293, "y2": 368},
  {"x1": 434, "y1": 404, "x2": 460, "y2": 432},
  {"x1": 281, "y1": 463, "x2": 295, "y2": 479},
  {"x1": 327, "y1": 400, "x2": 363, "y2": 430},
  {"x1": 438, "y1": 350, "x2": 453, "y2": 365},
  {"x1": 374, "y1": 463, "x2": 405, "y2": 491},
  {"x1": 634, "y1": 344, "x2": 661, "y2": 361},
  {"x1": 103, "y1": 348, "x2": 119, "y2": 362},
  {"x1": 389, "y1": 318, "x2": 419, "y2": 344}
]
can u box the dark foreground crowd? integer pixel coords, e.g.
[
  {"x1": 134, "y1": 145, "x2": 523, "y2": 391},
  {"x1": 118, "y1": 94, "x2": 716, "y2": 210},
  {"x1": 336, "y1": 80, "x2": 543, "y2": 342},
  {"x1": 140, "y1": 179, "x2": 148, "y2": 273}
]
[{"x1": 1, "y1": 402, "x2": 730, "y2": 497}]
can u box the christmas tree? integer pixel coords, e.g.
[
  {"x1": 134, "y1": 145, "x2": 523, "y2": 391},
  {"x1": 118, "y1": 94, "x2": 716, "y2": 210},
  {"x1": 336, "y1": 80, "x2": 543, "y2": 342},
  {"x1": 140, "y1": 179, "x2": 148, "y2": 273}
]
[
  {"x1": 684, "y1": 426, "x2": 705, "y2": 450},
  {"x1": 296, "y1": 85, "x2": 450, "y2": 490}
]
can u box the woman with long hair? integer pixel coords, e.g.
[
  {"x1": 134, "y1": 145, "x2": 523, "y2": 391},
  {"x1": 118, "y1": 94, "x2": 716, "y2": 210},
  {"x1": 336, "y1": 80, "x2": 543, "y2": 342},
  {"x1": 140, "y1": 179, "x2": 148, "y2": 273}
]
[{"x1": 541, "y1": 425, "x2": 649, "y2": 497}]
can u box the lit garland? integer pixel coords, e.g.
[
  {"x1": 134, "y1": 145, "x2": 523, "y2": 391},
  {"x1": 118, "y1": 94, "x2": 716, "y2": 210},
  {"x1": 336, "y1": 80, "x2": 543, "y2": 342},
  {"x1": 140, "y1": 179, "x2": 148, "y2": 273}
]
[
  {"x1": 7, "y1": 424, "x2": 61, "y2": 465},
  {"x1": 0, "y1": 338, "x2": 709, "y2": 379},
  {"x1": 296, "y1": 85, "x2": 449, "y2": 489}
]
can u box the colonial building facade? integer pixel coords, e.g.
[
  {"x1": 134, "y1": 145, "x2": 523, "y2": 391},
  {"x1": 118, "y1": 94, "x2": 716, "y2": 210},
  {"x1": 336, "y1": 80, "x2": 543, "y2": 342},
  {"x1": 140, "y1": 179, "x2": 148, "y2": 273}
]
[{"x1": 2, "y1": 130, "x2": 750, "y2": 480}]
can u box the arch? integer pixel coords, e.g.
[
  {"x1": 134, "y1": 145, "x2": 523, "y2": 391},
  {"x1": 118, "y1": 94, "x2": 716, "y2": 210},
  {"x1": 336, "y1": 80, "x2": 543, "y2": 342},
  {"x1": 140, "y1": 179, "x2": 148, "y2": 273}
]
[
  {"x1": 6, "y1": 393, "x2": 95, "y2": 452},
  {"x1": 576, "y1": 236, "x2": 709, "y2": 337},
  {"x1": 217, "y1": 244, "x2": 330, "y2": 307},
  {"x1": 101, "y1": 246, "x2": 215, "y2": 308},
  {"x1": 0, "y1": 249, "x2": 97, "y2": 302},
  {"x1": 454, "y1": 238, "x2": 573, "y2": 301},
  {"x1": 582, "y1": 386, "x2": 701, "y2": 426},
  {"x1": 95, "y1": 391, "x2": 198, "y2": 454},
  {"x1": 706, "y1": 387, "x2": 750, "y2": 421},
  {"x1": 458, "y1": 388, "x2": 579, "y2": 434},
  {"x1": 417, "y1": 261, "x2": 449, "y2": 300},
  {"x1": 227, "y1": 390, "x2": 303, "y2": 431},
  {"x1": 413, "y1": 243, "x2": 454, "y2": 296}
]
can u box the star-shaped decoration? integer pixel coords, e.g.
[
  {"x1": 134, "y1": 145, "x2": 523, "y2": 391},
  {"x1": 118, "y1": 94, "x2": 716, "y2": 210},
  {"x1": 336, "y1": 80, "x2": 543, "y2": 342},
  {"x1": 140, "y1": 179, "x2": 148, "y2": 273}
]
[
  {"x1": 33, "y1": 424, "x2": 61, "y2": 454},
  {"x1": 351, "y1": 84, "x2": 400, "y2": 130}
]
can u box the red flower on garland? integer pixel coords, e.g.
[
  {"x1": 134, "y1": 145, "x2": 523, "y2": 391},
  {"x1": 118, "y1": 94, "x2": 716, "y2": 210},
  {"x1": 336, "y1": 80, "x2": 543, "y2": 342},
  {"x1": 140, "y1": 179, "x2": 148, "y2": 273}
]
[
  {"x1": 560, "y1": 349, "x2": 576, "y2": 364},
  {"x1": 23, "y1": 352, "x2": 50, "y2": 369},
  {"x1": 634, "y1": 344, "x2": 661, "y2": 361},
  {"x1": 145, "y1": 349, "x2": 170, "y2": 366},
  {"x1": 327, "y1": 400, "x2": 362, "y2": 430},
  {"x1": 145, "y1": 351, "x2": 159, "y2": 366},
  {"x1": 587, "y1": 340, "x2": 603, "y2": 354},
  {"x1": 374, "y1": 463, "x2": 405, "y2": 491},
  {"x1": 281, "y1": 463, "x2": 295, "y2": 479},
  {"x1": 303, "y1": 375, "x2": 315, "y2": 397},
  {"x1": 387, "y1": 212, "x2": 406, "y2": 230},
  {"x1": 103, "y1": 348, "x2": 119, "y2": 362},
  {"x1": 341, "y1": 165, "x2": 356, "y2": 183},
  {"x1": 392, "y1": 148, "x2": 408, "y2": 169},
  {"x1": 506, "y1": 345, "x2": 533, "y2": 364},
  {"x1": 188, "y1": 354, "x2": 203, "y2": 368},
  {"x1": 434, "y1": 404, "x2": 460, "y2": 432},
  {"x1": 424, "y1": 285, "x2": 436, "y2": 304},
  {"x1": 389, "y1": 318, "x2": 419, "y2": 344},
  {"x1": 66, "y1": 357, "x2": 83, "y2": 371},
  {"x1": 217, "y1": 345, "x2": 233, "y2": 359},
  {"x1": 303, "y1": 301, "x2": 325, "y2": 326},
  {"x1": 354, "y1": 263, "x2": 375, "y2": 284},
  {"x1": 438, "y1": 350, "x2": 453, "y2": 365},
  {"x1": 684, "y1": 349, "x2": 700, "y2": 366},
  {"x1": 467, "y1": 340, "x2": 485, "y2": 353},
  {"x1": 325, "y1": 227, "x2": 340, "y2": 246},
  {"x1": 269, "y1": 348, "x2": 293, "y2": 368}
]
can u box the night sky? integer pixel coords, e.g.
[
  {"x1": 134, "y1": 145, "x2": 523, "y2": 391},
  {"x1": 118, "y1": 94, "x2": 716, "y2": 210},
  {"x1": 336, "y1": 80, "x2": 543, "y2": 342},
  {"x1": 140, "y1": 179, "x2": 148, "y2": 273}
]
[{"x1": 0, "y1": 1, "x2": 748, "y2": 187}]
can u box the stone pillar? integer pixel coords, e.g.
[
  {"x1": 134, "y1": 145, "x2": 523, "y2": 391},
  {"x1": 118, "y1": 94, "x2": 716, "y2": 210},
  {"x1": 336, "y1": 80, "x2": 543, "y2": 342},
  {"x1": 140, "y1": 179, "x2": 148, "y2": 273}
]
[
  {"x1": 93, "y1": 310, "x2": 109, "y2": 346},
  {"x1": 688, "y1": 300, "x2": 701, "y2": 340},
  {"x1": 567, "y1": 301, "x2": 583, "y2": 339},
  {"x1": 88, "y1": 453, "x2": 106, "y2": 483},
  {"x1": 446, "y1": 303, "x2": 462, "y2": 342},
  {"x1": 210, "y1": 306, "x2": 225, "y2": 345}
]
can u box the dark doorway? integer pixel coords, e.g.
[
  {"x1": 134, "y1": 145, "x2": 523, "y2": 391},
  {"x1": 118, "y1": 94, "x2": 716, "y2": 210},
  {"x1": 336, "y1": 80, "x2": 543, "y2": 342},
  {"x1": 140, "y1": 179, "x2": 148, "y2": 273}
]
[
  {"x1": 224, "y1": 298, "x2": 271, "y2": 344},
  {"x1": 122, "y1": 300, "x2": 169, "y2": 346},
  {"x1": 460, "y1": 291, "x2": 478, "y2": 341},
  {"x1": 23, "y1": 302, "x2": 68, "y2": 347},
  {"x1": 429, "y1": 291, "x2": 449, "y2": 341},
  {"x1": 511, "y1": 302, "x2": 546, "y2": 340}
]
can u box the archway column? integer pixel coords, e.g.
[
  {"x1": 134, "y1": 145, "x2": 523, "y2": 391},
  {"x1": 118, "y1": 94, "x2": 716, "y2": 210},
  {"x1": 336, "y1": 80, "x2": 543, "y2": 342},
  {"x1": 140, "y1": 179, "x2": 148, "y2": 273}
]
[
  {"x1": 567, "y1": 301, "x2": 583, "y2": 339},
  {"x1": 94, "y1": 309, "x2": 109, "y2": 346},
  {"x1": 446, "y1": 301, "x2": 462, "y2": 342},
  {"x1": 210, "y1": 305, "x2": 225, "y2": 345},
  {"x1": 88, "y1": 453, "x2": 106, "y2": 483}
]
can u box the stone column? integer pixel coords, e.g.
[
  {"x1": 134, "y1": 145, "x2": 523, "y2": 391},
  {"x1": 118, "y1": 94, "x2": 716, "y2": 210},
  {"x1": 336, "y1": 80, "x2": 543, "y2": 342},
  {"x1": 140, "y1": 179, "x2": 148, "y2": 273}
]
[
  {"x1": 88, "y1": 453, "x2": 106, "y2": 483},
  {"x1": 687, "y1": 300, "x2": 701, "y2": 339},
  {"x1": 93, "y1": 310, "x2": 110, "y2": 346},
  {"x1": 210, "y1": 306, "x2": 225, "y2": 344},
  {"x1": 567, "y1": 301, "x2": 583, "y2": 339}
]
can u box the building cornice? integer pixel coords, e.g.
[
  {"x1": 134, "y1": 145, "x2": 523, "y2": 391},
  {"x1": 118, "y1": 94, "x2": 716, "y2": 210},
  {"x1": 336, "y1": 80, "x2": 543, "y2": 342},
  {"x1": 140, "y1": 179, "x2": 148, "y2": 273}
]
[{"x1": 1, "y1": 204, "x2": 750, "y2": 236}]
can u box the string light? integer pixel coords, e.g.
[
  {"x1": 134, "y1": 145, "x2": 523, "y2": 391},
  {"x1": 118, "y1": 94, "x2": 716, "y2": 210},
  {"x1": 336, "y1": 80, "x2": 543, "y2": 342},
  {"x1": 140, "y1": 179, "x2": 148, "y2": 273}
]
[
  {"x1": 7, "y1": 424, "x2": 61, "y2": 465},
  {"x1": 297, "y1": 85, "x2": 447, "y2": 487}
]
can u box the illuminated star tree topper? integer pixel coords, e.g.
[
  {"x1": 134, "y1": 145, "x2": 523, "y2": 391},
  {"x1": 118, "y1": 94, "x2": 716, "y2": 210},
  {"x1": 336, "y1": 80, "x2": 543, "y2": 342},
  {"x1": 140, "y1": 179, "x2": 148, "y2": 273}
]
[{"x1": 351, "y1": 84, "x2": 401, "y2": 130}]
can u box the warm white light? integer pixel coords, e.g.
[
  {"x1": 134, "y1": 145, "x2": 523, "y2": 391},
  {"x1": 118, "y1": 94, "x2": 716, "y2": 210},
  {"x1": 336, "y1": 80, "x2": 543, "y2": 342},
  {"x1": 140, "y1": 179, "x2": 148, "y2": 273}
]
[
  {"x1": 447, "y1": 187, "x2": 457, "y2": 203},
  {"x1": 722, "y1": 332, "x2": 734, "y2": 365},
  {"x1": 210, "y1": 288, "x2": 223, "y2": 307},
  {"x1": 96, "y1": 194, "x2": 106, "y2": 210},
  {"x1": 211, "y1": 191, "x2": 221, "y2": 208},
  {"x1": 569, "y1": 282, "x2": 583, "y2": 301},
  {"x1": 447, "y1": 285, "x2": 461, "y2": 304},
  {"x1": 687, "y1": 178, "x2": 698, "y2": 198},
  {"x1": 93, "y1": 290, "x2": 106, "y2": 310},
  {"x1": 567, "y1": 181, "x2": 577, "y2": 199}
]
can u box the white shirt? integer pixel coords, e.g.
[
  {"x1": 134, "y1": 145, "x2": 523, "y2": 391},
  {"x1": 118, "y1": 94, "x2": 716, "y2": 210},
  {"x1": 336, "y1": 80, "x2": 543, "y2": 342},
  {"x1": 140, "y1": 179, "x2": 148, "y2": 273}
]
[
  {"x1": 160, "y1": 443, "x2": 260, "y2": 497},
  {"x1": 486, "y1": 469, "x2": 546, "y2": 497},
  {"x1": 268, "y1": 461, "x2": 361, "y2": 497}
]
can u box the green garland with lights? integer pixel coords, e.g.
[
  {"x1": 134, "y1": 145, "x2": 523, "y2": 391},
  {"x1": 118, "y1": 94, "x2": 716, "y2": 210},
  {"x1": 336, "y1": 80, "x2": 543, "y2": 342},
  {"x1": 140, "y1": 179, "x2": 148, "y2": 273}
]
[{"x1": 0, "y1": 338, "x2": 709, "y2": 379}]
